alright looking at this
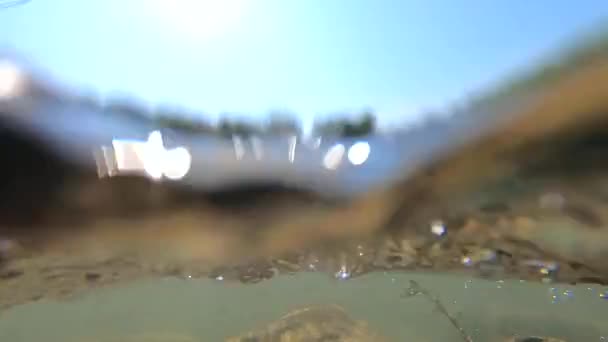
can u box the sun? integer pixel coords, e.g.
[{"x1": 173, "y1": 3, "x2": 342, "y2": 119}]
[{"x1": 151, "y1": 0, "x2": 249, "y2": 40}]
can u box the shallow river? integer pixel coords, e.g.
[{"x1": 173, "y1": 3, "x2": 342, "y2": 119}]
[{"x1": 0, "y1": 272, "x2": 606, "y2": 341}]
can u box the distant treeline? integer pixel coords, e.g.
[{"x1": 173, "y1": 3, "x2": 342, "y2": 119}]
[
  {"x1": 76, "y1": 26, "x2": 608, "y2": 138},
  {"x1": 82, "y1": 96, "x2": 378, "y2": 138}
]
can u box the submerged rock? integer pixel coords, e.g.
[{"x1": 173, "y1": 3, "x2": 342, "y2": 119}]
[
  {"x1": 226, "y1": 304, "x2": 387, "y2": 342},
  {"x1": 505, "y1": 337, "x2": 567, "y2": 342}
]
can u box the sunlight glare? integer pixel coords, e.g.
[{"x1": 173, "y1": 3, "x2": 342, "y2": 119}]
[
  {"x1": 142, "y1": 131, "x2": 166, "y2": 180},
  {"x1": 347, "y1": 141, "x2": 370, "y2": 165},
  {"x1": 323, "y1": 144, "x2": 346, "y2": 170},
  {"x1": 152, "y1": 0, "x2": 248, "y2": 40},
  {"x1": 163, "y1": 146, "x2": 192, "y2": 180},
  {"x1": 112, "y1": 131, "x2": 192, "y2": 181},
  {"x1": 0, "y1": 60, "x2": 23, "y2": 100}
]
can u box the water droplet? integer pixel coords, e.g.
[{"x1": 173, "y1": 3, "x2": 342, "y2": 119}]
[
  {"x1": 335, "y1": 265, "x2": 350, "y2": 280},
  {"x1": 404, "y1": 287, "x2": 419, "y2": 298},
  {"x1": 430, "y1": 220, "x2": 446, "y2": 236}
]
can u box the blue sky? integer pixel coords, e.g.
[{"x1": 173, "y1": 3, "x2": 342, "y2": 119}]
[{"x1": 1, "y1": 0, "x2": 608, "y2": 130}]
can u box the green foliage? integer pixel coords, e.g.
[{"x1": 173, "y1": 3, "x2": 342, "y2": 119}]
[
  {"x1": 264, "y1": 111, "x2": 302, "y2": 137},
  {"x1": 155, "y1": 115, "x2": 214, "y2": 134},
  {"x1": 217, "y1": 117, "x2": 263, "y2": 138},
  {"x1": 102, "y1": 97, "x2": 150, "y2": 122},
  {"x1": 313, "y1": 110, "x2": 376, "y2": 137},
  {"x1": 153, "y1": 106, "x2": 215, "y2": 134}
]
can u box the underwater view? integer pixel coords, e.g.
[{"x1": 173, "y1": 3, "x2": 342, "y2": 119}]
[{"x1": 2, "y1": 0, "x2": 608, "y2": 341}]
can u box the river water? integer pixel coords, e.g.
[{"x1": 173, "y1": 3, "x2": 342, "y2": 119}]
[{"x1": 0, "y1": 272, "x2": 606, "y2": 341}]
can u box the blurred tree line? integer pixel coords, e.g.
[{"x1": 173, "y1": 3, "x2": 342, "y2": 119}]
[
  {"x1": 93, "y1": 96, "x2": 377, "y2": 138},
  {"x1": 79, "y1": 24, "x2": 608, "y2": 138}
]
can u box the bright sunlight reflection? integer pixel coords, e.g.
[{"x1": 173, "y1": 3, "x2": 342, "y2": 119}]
[
  {"x1": 151, "y1": 0, "x2": 249, "y2": 40},
  {"x1": 110, "y1": 131, "x2": 192, "y2": 181},
  {"x1": 0, "y1": 60, "x2": 23, "y2": 100},
  {"x1": 142, "y1": 131, "x2": 192, "y2": 181},
  {"x1": 323, "y1": 144, "x2": 346, "y2": 170},
  {"x1": 347, "y1": 141, "x2": 370, "y2": 166}
]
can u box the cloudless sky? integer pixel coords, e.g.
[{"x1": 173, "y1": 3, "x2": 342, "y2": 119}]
[{"x1": 2, "y1": 0, "x2": 608, "y2": 130}]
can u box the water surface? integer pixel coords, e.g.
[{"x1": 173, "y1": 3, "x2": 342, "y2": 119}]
[{"x1": 1, "y1": 272, "x2": 606, "y2": 341}]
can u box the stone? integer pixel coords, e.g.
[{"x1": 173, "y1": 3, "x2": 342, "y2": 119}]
[{"x1": 227, "y1": 304, "x2": 387, "y2": 342}]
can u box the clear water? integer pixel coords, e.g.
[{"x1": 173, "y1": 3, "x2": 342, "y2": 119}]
[{"x1": 1, "y1": 272, "x2": 606, "y2": 341}]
